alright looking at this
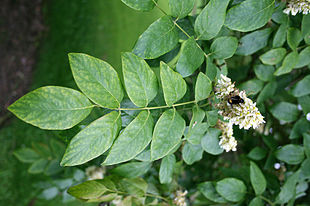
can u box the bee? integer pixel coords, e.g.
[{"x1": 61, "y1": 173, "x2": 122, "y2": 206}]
[{"x1": 228, "y1": 94, "x2": 244, "y2": 105}]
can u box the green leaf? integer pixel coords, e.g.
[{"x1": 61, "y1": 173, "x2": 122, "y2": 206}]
[
  {"x1": 302, "y1": 14, "x2": 310, "y2": 37},
  {"x1": 272, "y1": 3, "x2": 288, "y2": 24},
  {"x1": 236, "y1": 28, "x2": 272, "y2": 55},
  {"x1": 121, "y1": 0, "x2": 156, "y2": 11},
  {"x1": 176, "y1": 38, "x2": 204, "y2": 77},
  {"x1": 274, "y1": 51, "x2": 299, "y2": 76},
  {"x1": 119, "y1": 178, "x2": 147, "y2": 197},
  {"x1": 303, "y1": 133, "x2": 310, "y2": 158},
  {"x1": 259, "y1": 48, "x2": 286, "y2": 65},
  {"x1": 201, "y1": 128, "x2": 223, "y2": 155},
  {"x1": 182, "y1": 142, "x2": 204, "y2": 165},
  {"x1": 133, "y1": 16, "x2": 179, "y2": 59},
  {"x1": 270, "y1": 102, "x2": 300, "y2": 123},
  {"x1": 291, "y1": 75, "x2": 310, "y2": 97},
  {"x1": 300, "y1": 158, "x2": 310, "y2": 180},
  {"x1": 186, "y1": 106, "x2": 206, "y2": 144},
  {"x1": 304, "y1": 31, "x2": 310, "y2": 45},
  {"x1": 135, "y1": 149, "x2": 151, "y2": 162},
  {"x1": 225, "y1": 0, "x2": 274, "y2": 32},
  {"x1": 263, "y1": 135, "x2": 278, "y2": 150},
  {"x1": 151, "y1": 109, "x2": 185, "y2": 161},
  {"x1": 257, "y1": 81, "x2": 277, "y2": 104},
  {"x1": 87, "y1": 193, "x2": 118, "y2": 203},
  {"x1": 111, "y1": 161, "x2": 152, "y2": 178},
  {"x1": 68, "y1": 180, "x2": 107, "y2": 199},
  {"x1": 289, "y1": 118, "x2": 310, "y2": 139},
  {"x1": 198, "y1": 182, "x2": 228, "y2": 203},
  {"x1": 287, "y1": 27, "x2": 302, "y2": 50},
  {"x1": 122, "y1": 52, "x2": 158, "y2": 107},
  {"x1": 32, "y1": 142, "x2": 51, "y2": 159},
  {"x1": 104, "y1": 111, "x2": 154, "y2": 165},
  {"x1": 247, "y1": 147, "x2": 267, "y2": 161},
  {"x1": 44, "y1": 159, "x2": 62, "y2": 176},
  {"x1": 39, "y1": 187, "x2": 59, "y2": 200},
  {"x1": 159, "y1": 154, "x2": 176, "y2": 184},
  {"x1": 216, "y1": 178, "x2": 246, "y2": 202},
  {"x1": 210, "y1": 36, "x2": 238, "y2": 59},
  {"x1": 298, "y1": 95, "x2": 310, "y2": 113},
  {"x1": 249, "y1": 197, "x2": 264, "y2": 206},
  {"x1": 194, "y1": 0, "x2": 230, "y2": 40},
  {"x1": 160, "y1": 62, "x2": 187, "y2": 106},
  {"x1": 295, "y1": 47, "x2": 310, "y2": 68},
  {"x1": 206, "y1": 110, "x2": 218, "y2": 127},
  {"x1": 50, "y1": 139, "x2": 65, "y2": 159},
  {"x1": 250, "y1": 161, "x2": 267, "y2": 195},
  {"x1": 186, "y1": 123, "x2": 209, "y2": 145},
  {"x1": 13, "y1": 148, "x2": 40, "y2": 163},
  {"x1": 254, "y1": 64, "x2": 275, "y2": 82},
  {"x1": 28, "y1": 159, "x2": 49, "y2": 174},
  {"x1": 205, "y1": 56, "x2": 218, "y2": 81},
  {"x1": 273, "y1": 23, "x2": 287, "y2": 48},
  {"x1": 189, "y1": 105, "x2": 205, "y2": 129},
  {"x1": 169, "y1": 0, "x2": 195, "y2": 18},
  {"x1": 8, "y1": 86, "x2": 93, "y2": 130},
  {"x1": 275, "y1": 144, "x2": 304, "y2": 165},
  {"x1": 53, "y1": 179, "x2": 73, "y2": 190},
  {"x1": 275, "y1": 171, "x2": 300, "y2": 204},
  {"x1": 238, "y1": 79, "x2": 264, "y2": 95},
  {"x1": 195, "y1": 72, "x2": 212, "y2": 102},
  {"x1": 61, "y1": 112, "x2": 121, "y2": 166},
  {"x1": 69, "y1": 53, "x2": 123, "y2": 109}
]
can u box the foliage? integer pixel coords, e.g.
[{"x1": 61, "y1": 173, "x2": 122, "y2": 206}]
[{"x1": 9, "y1": 0, "x2": 310, "y2": 205}]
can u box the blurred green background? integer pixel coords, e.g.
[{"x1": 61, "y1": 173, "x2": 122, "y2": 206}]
[{"x1": 0, "y1": 0, "x2": 167, "y2": 205}]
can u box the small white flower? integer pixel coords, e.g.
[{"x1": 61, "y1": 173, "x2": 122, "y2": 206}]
[
  {"x1": 174, "y1": 190, "x2": 188, "y2": 206},
  {"x1": 274, "y1": 163, "x2": 281, "y2": 170},
  {"x1": 306, "y1": 113, "x2": 310, "y2": 121},
  {"x1": 85, "y1": 166, "x2": 105, "y2": 180},
  {"x1": 216, "y1": 120, "x2": 237, "y2": 152},
  {"x1": 284, "y1": 0, "x2": 310, "y2": 15}
]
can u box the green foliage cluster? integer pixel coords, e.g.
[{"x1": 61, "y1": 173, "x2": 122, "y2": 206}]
[
  {"x1": 13, "y1": 138, "x2": 88, "y2": 202},
  {"x1": 9, "y1": 0, "x2": 310, "y2": 205}
]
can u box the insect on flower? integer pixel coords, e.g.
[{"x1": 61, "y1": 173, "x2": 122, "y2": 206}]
[{"x1": 228, "y1": 95, "x2": 244, "y2": 105}]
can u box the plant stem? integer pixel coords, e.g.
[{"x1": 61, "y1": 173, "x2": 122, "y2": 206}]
[
  {"x1": 151, "y1": 0, "x2": 168, "y2": 15},
  {"x1": 144, "y1": 193, "x2": 169, "y2": 202},
  {"x1": 107, "y1": 188, "x2": 169, "y2": 202},
  {"x1": 151, "y1": 0, "x2": 210, "y2": 58},
  {"x1": 118, "y1": 100, "x2": 197, "y2": 111},
  {"x1": 259, "y1": 195, "x2": 275, "y2": 206}
]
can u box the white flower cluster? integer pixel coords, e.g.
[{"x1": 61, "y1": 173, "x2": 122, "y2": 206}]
[
  {"x1": 215, "y1": 75, "x2": 235, "y2": 99},
  {"x1": 216, "y1": 120, "x2": 237, "y2": 152},
  {"x1": 85, "y1": 166, "x2": 105, "y2": 180},
  {"x1": 214, "y1": 75, "x2": 265, "y2": 151},
  {"x1": 174, "y1": 190, "x2": 188, "y2": 206},
  {"x1": 283, "y1": 0, "x2": 310, "y2": 15},
  {"x1": 215, "y1": 75, "x2": 265, "y2": 130}
]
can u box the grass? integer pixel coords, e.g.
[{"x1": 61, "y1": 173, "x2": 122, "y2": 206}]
[{"x1": 0, "y1": 0, "x2": 168, "y2": 205}]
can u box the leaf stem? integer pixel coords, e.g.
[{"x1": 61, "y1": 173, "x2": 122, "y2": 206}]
[
  {"x1": 118, "y1": 100, "x2": 197, "y2": 111},
  {"x1": 152, "y1": 0, "x2": 210, "y2": 58},
  {"x1": 144, "y1": 193, "x2": 169, "y2": 202},
  {"x1": 107, "y1": 188, "x2": 169, "y2": 202},
  {"x1": 259, "y1": 195, "x2": 275, "y2": 206},
  {"x1": 151, "y1": 0, "x2": 168, "y2": 15}
]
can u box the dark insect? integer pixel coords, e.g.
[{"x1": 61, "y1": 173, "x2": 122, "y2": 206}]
[{"x1": 228, "y1": 95, "x2": 244, "y2": 105}]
